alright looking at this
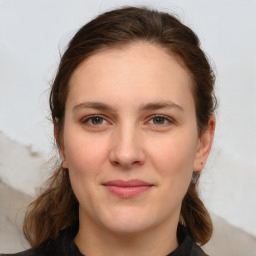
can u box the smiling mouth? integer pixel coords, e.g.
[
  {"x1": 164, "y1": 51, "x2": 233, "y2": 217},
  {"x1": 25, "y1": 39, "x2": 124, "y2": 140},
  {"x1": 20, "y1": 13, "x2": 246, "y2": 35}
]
[{"x1": 102, "y1": 179, "x2": 153, "y2": 198}]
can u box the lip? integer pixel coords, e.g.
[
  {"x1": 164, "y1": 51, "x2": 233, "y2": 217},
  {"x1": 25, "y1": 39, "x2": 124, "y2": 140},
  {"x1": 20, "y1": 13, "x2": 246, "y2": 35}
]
[{"x1": 102, "y1": 179, "x2": 153, "y2": 198}]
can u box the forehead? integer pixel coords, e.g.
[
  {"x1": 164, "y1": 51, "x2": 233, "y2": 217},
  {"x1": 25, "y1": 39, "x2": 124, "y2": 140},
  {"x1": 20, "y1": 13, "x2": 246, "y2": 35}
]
[
  {"x1": 74, "y1": 42, "x2": 190, "y2": 78},
  {"x1": 67, "y1": 42, "x2": 194, "y2": 109}
]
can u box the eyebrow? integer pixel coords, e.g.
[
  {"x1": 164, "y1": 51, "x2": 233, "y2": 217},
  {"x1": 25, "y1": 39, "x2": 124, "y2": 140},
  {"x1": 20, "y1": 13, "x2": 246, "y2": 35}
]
[
  {"x1": 73, "y1": 101, "x2": 184, "y2": 112},
  {"x1": 73, "y1": 102, "x2": 114, "y2": 112},
  {"x1": 139, "y1": 102, "x2": 184, "y2": 112}
]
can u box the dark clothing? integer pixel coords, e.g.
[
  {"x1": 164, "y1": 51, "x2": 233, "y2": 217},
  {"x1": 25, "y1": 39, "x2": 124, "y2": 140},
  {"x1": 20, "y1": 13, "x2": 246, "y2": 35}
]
[{"x1": 1, "y1": 224, "x2": 208, "y2": 256}]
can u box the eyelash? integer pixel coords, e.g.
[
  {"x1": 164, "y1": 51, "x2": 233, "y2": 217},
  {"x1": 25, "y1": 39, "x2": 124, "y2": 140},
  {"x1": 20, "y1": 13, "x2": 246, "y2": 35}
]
[
  {"x1": 81, "y1": 114, "x2": 174, "y2": 129},
  {"x1": 146, "y1": 115, "x2": 174, "y2": 127},
  {"x1": 81, "y1": 115, "x2": 110, "y2": 128}
]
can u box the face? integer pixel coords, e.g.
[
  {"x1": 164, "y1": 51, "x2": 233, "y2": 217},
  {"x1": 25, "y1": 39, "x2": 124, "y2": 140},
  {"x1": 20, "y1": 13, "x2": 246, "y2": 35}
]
[{"x1": 60, "y1": 42, "x2": 213, "y2": 235}]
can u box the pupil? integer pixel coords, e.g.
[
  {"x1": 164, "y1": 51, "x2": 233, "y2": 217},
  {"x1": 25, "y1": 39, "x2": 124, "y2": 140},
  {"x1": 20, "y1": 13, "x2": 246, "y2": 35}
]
[
  {"x1": 154, "y1": 117, "x2": 164, "y2": 124},
  {"x1": 92, "y1": 117, "x2": 103, "y2": 124}
]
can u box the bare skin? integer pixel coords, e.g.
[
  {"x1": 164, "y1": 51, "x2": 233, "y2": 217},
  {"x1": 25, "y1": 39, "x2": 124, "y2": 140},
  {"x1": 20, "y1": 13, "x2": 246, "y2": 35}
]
[{"x1": 59, "y1": 42, "x2": 215, "y2": 256}]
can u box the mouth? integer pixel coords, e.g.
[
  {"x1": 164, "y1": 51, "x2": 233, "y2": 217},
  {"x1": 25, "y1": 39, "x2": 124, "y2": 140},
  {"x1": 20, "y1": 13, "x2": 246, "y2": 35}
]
[{"x1": 102, "y1": 179, "x2": 154, "y2": 198}]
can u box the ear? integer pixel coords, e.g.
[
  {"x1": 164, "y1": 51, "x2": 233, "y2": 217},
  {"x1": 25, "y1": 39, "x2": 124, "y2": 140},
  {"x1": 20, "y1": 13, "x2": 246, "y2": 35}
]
[
  {"x1": 193, "y1": 115, "x2": 216, "y2": 172},
  {"x1": 54, "y1": 121, "x2": 68, "y2": 169}
]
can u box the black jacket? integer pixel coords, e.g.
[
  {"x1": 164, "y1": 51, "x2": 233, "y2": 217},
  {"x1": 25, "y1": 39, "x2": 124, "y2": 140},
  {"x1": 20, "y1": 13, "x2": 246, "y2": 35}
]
[{"x1": 1, "y1": 224, "x2": 208, "y2": 256}]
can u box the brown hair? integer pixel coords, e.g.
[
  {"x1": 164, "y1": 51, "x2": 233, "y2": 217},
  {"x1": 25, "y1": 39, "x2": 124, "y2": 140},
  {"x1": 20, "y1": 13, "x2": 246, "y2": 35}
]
[{"x1": 24, "y1": 6, "x2": 216, "y2": 247}]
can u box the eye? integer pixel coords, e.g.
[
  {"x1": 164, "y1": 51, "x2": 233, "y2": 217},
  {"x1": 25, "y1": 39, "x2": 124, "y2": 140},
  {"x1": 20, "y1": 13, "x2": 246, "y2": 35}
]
[
  {"x1": 90, "y1": 116, "x2": 104, "y2": 125},
  {"x1": 81, "y1": 115, "x2": 110, "y2": 128},
  {"x1": 146, "y1": 115, "x2": 174, "y2": 127}
]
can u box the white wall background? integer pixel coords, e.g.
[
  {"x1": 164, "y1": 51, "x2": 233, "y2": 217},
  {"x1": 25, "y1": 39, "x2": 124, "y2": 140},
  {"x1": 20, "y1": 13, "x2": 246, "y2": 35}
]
[{"x1": 0, "y1": 0, "x2": 255, "y2": 237}]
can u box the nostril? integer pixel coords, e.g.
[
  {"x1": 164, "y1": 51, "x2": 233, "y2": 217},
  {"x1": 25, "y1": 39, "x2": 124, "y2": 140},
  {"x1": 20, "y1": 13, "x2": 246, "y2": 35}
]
[
  {"x1": 109, "y1": 132, "x2": 146, "y2": 168},
  {"x1": 109, "y1": 151, "x2": 145, "y2": 169},
  {"x1": 112, "y1": 160, "x2": 119, "y2": 166}
]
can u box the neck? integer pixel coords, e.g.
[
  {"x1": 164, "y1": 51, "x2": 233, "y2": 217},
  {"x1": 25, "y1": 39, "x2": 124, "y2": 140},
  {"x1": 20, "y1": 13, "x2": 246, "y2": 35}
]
[{"x1": 74, "y1": 212, "x2": 179, "y2": 256}]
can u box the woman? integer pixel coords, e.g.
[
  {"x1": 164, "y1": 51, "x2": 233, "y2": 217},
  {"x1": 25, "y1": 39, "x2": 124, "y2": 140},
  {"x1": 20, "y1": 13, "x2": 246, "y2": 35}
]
[{"x1": 2, "y1": 6, "x2": 216, "y2": 256}]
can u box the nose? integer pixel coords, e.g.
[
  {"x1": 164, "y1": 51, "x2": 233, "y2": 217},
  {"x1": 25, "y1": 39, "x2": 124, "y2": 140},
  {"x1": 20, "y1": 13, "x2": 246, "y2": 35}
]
[{"x1": 109, "y1": 124, "x2": 145, "y2": 169}]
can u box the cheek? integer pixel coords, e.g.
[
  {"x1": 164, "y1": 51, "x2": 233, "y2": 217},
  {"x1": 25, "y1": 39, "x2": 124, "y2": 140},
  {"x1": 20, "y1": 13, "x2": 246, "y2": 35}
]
[
  {"x1": 149, "y1": 136, "x2": 197, "y2": 170},
  {"x1": 147, "y1": 131, "x2": 198, "y2": 188},
  {"x1": 63, "y1": 130, "x2": 110, "y2": 176},
  {"x1": 63, "y1": 132, "x2": 110, "y2": 206}
]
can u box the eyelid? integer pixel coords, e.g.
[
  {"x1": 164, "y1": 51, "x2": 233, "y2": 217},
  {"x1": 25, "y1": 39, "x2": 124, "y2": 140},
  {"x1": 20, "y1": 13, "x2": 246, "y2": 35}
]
[
  {"x1": 80, "y1": 114, "x2": 174, "y2": 129},
  {"x1": 81, "y1": 114, "x2": 112, "y2": 127},
  {"x1": 145, "y1": 114, "x2": 175, "y2": 126}
]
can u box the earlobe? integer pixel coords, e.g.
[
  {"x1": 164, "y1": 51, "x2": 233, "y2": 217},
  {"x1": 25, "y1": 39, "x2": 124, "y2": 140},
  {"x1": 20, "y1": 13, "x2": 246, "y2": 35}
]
[
  {"x1": 193, "y1": 116, "x2": 216, "y2": 172},
  {"x1": 54, "y1": 122, "x2": 68, "y2": 168},
  {"x1": 61, "y1": 159, "x2": 68, "y2": 169}
]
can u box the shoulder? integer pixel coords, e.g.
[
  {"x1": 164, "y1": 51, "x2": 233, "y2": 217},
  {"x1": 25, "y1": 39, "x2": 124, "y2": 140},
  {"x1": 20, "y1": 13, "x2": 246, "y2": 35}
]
[
  {"x1": 168, "y1": 224, "x2": 209, "y2": 256},
  {"x1": 0, "y1": 249, "x2": 38, "y2": 256},
  {"x1": 1, "y1": 241, "x2": 64, "y2": 256},
  {"x1": 1, "y1": 225, "x2": 81, "y2": 256},
  {"x1": 0, "y1": 236, "x2": 65, "y2": 256},
  {"x1": 1, "y1": 239, "x2": 63, "y2": 256},
  {"x1": 0, "y1": 243, "x2": 56, "y2": 256},
  {"x1": 191, "y1": 243, "x2": 209, "y2": 256}
]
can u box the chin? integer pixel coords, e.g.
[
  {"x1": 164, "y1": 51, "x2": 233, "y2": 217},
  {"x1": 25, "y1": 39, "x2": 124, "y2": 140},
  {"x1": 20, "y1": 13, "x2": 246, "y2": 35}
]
[{"x1": 99, "y1": 206, "x2": 155, "y2": 235}]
